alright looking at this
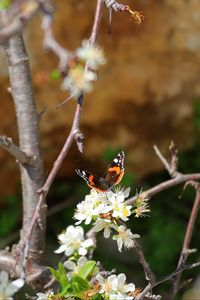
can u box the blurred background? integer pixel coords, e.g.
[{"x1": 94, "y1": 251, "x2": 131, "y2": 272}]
[{"x1": 0, "y1": 0, "x2": 200, "y2": 298}]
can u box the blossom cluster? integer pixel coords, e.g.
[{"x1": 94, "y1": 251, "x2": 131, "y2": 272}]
[
  {"x1": 74, "y1": 188, "x2": 142, "y2": 252},
  {"x1": 61, "y1": 39, "x2": 106, "y2": 99},
  {"x1": 96, "y1": 273, "x2": 136, "y2": 300},
  {"x1": 55, "y1": 225, "x2": 94, "y2": 257},
  {"x1": 37, "y1": 271, "x2": 137, "y2": 300}
]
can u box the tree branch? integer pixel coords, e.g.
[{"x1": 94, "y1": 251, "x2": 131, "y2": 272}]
[
  {"x1": 0, "y1": 1, "x2": 39, "y2": 44},
  {"x1": 167, "y1": 187, "x2": 200, "y2": 300},
  {"x1": 153, "y1": 142, "x2": 180, "y2": 178},
  {"x1": 134, "y1": 239, "x2": 156, "y2": 285},
  {"x1": 126, "y1": 173, "x2": 200, "y2": 205},
  {"x1": 4, "y1": 34, "x2": 45, "y2": 277},
  {"x1": 136, "y1": 261, "x2": 200, "y2": 300},
  {"x1": 41, "y1": 14, "x2": 71, "y2": 73},
  {"x1": 0, "y1": 135, "x2": 33, "y2": 164}
]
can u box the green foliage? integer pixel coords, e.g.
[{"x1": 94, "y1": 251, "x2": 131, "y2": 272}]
[
  {"x1": 49, "y1": 262, "x2": 70, "y2": 291},
  {"x1": 0, "y1": 0, "x2": 10, "y2": 10},
  {"x1": 50, "y1": 69, "x2": 61, "y2": 81},
  {"x1": 0, "y1": 195, "x2": 20, "y2": 237},
  {"x1": 78, "y1": 260, "x2": 96, "y2": 279},
  {"x1": 49, "y1": 261, "x2": 97, "y2": 299},
  {"x1": 193, "y1": 98, "x2": 200, "y2": 130}
]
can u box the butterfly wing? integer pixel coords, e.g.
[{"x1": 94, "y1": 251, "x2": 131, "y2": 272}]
[
  {"x1": 75, "y1": 169, "x2": 111, "y2": 192},
  {"x1": 103, "y1": 151, "x2": 125, "y2": 186}
]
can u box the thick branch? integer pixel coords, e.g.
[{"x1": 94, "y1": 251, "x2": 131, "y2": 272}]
[
  {"x1": 0, "y1": 251, "x2": 18, "y2": 276},
  {"x1": 0, "y1": 1, "x2": 39, "y2": 44},
  {"x1": 0, "y1": 0, "x2": 54, "y2": 44},
  {"x1": 0, "y1": 135, "x2": 32, "y2": 164},
  {"x1": 4, "y1": 34, "x2": 45, "y2": 274}
]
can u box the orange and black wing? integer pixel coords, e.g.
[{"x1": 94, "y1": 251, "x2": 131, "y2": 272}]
[
  {"x1": 104, "y1": 151, "x2": 125, "y2": 186},
  {"x1": 75, "y1": 169, "x2": 111, "y2": 192}
]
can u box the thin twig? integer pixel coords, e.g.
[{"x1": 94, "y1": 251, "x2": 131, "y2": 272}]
[
  {"x1": 38, "y1": 99, "x2": 83, "y2": 196},
  {"x1": 41, "y1": 14, "x2": 71, "y2": 72},
  {"x1": 134, "y1": 239, "x2": 156, "y2": 285},
  {"x1": 126, "y1": 173, "x2": 200, "y2": 205},
  {"x1": 136, "y1": 261, "x2": 200, "y2": 300},
  {"x1": 39, "y1": 0, "x2": 104, "y2": 197},
  {"x1": 169, "y1": 140, "x2": 179, "y2": 176},
  {"x1": 167, "y1": 187, "x2": 200, "y2": 300},
  {"x1": 0, "y1": 135, "x2": 33, "y2": 164}
]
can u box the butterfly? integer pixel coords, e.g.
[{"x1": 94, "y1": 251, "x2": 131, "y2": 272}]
[{"x1": 75, "y1": 151, "x2": 125, "y2": 192}]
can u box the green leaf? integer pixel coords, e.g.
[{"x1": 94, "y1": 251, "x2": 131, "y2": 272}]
[
  {"x1": 49, "y1": 263, "x2": 69, "y2": 289},
  {"x1": 0, "y1": 0, "x2": 10, "y2": 10},
  {"x1": 71, "y1": 275, "x2": 90, "y2": 292},
  {"x1": 50, "y1": 69, "x2": 61, "y2": 80},
  {"x1": 58, "y1": 262, "x2": 70, "y2": 288},
  {"x1": 78, "y1": 261, "x2": 96, "y2": 279},
  {"x1": 49, "y1": 267, "x2": 60, "y2": 282}
]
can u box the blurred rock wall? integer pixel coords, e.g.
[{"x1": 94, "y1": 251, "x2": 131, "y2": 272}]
[{"x1": 0, "y1": 0, "x2": 200, "y2": 195}]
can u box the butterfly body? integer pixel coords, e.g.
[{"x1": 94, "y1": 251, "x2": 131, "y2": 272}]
[{"x1": 76, "y1": 151, "x2": 125, "y2": 192}]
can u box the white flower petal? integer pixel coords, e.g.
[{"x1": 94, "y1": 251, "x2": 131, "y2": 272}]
[
  {"x1": 54, "y1": 244, "x2": 68, "y2": 254},
  {"x1": 78, "y1": 247, "x2": 87, "y2": 256},
  {"x1": 0, "y1": 271, "x2": 9, "y2": 288},
  {"x1": 81, "y1": 238, "x2": 94, "y2": 248},
  {"x1": 104, "y1": 227, "x2": 111, "y2": 238},
  {"x1": 126, "y1": 283, "x2": 135, "y2": 292},
  {"x1": 64, "y1": 261, "x2": 76, "y2": 271}
]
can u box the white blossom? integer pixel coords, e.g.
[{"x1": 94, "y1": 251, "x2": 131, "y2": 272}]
[
  {"x1": 74, "y1": 187, "x2": 132, "y2": 226},
  {"x1": 107, "y1": 190, "x2": 132, "y2": 221},
  {"x1": 96, "y1": 274, "x2": 117, "y2": 296},
  {"x1": 61, "y1": 67, "x2": 97, "y2": 99},
  {"x1": 96, "y1": 273, "x2": 135, "y2": 300},
  {"x1": 0, "y1": 271, "x2": 24, "y2": 300},
  {"x1": 93, "y1": 218, "x2": 115, "y2": 238},
  {"x1": 74, "y1": 190, "x2": 110, "y2": 225},
  {"x1": 111, "y1": 273, "x2": 135, "y2": 299},
  {"x1": 64, "y1": 257, "x2": 88, "y2": 279},
  {"x1": 76, "y1": 39, "x2": 106, "y2": 69},
  {"x1": 36, "y1": 290, "x2": 54, "y2": 300},
  {"x1": 113, "y1": 226, "x2": 140, "y2": 252},
  {"x1": 55, "y1": 225, "x2": 94, "y2": 256}
]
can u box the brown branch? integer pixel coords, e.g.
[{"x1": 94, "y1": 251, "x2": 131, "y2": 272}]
[
  {"x1": 0, "y1": 135, "x2": 33, "y2": 164},
  {"x1": 38, "y1": 99, "x2": 83, "y2": 196},
  {"x1": 39, "y1": 0, "x2": 103, "y2": 196},
  {"x1": 4, "y1": 34, "x2": 45, "y2": 279},
  {"x1": 134, "y1": 239, "x2": 156, "y2": 285},
  {"x1": 153, "y1": 143, "x2": 179, "y2": 178},
  {"x1": 41, "y1": 14, "x2": 71, "y2": 72},
  {"x1": 0, "y1": 251, "x2": 18, "y2": 277},
  {"x1": 126, "y1": 173, "x2": 200, "y2": 205},
  {"x1": 0, "y1": 0, "x2": 54, "y2": 44},
  {"x1": 136, "y1": 261, "x2": 200, "y2": 300},
  {"x1": 167, "y1": 187, "x2": 200, "y2": 300},
  {"x1": 0, "y1": 1, "x2": 40, "y2": 44}
]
